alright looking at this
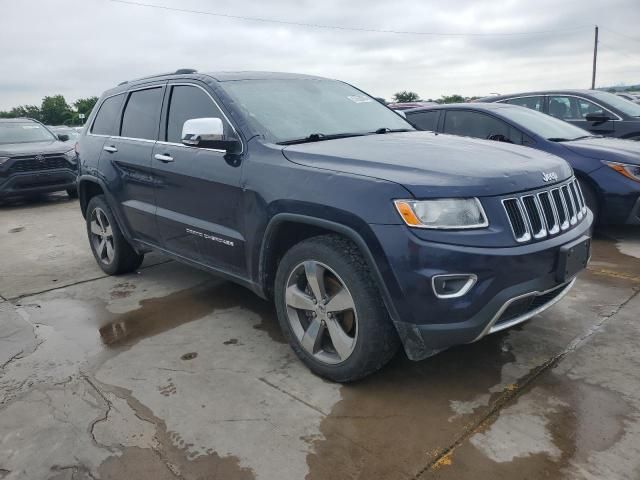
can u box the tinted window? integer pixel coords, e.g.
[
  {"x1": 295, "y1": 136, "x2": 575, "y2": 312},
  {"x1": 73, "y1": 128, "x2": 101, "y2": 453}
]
[
  {"x1": 504, "y1": 96, "x2": 544, "y2": 112},
  {"x1": 120, "y1": 88, "x2": 163, "y2": 140},
  {"x1": 548, "y1": 95, "x2": 612, "y2": 121},
  {"x1": 443, "y1": 110, "x2": 521, "y2": 143},
  {"x1": 166, "y1": 85, "x2": 226, "y2": 143},
  {"x1": 91, "y1": 94, "x2": 124, "y2": 135},
  {"x1": 407, "y1": 110, "x2": 439, "y2": 131}
]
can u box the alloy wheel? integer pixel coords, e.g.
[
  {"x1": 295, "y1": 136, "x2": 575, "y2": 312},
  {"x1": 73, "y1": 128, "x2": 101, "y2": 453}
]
[
  {"x1": 284, "y1": 261, "x2": 358, "y2": 365},
  {"x1": 90, "y1": 207, "x2": 115, "y2": 265}
]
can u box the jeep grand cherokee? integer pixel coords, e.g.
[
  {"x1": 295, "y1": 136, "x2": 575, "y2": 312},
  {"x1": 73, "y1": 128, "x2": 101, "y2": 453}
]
[{"x1": 76, "y1": 70, "x2": 592, "y2": 382}]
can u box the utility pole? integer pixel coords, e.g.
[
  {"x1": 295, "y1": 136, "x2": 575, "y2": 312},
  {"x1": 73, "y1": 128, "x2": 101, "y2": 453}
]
[{"x1": 591, "y1": 25, "x2": 599, "y2": 89}]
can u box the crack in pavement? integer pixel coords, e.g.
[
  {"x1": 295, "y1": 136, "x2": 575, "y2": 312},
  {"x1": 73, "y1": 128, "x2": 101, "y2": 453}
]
[
  {"x1": 258, "y1": 377, "x2": 328, "y2": 417},
  {"x1": 412, "y1": 286, "x2": 640, "y2": 479},
  {"x1": 81, "y1": 375, "x2": 117, "y2": 453},
  {"x1": 6, "y1": 259, "x2": 173, "y2": 302}
]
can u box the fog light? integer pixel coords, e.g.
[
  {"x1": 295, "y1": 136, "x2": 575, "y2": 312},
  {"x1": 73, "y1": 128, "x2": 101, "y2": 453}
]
[{"x1": 432, "y1": 274, "x2": 477, "y2": 299}]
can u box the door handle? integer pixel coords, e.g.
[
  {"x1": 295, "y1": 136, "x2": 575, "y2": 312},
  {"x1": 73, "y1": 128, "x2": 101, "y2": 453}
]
[
  {"x1": 154, "y1": 153, "x2": 174, "y2": 163},
  {"x1": 103, "y1": 145, "x2": 118, "y2": 153}
]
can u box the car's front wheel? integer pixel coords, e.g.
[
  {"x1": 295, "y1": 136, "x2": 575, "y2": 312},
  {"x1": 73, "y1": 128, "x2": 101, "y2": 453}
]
[
  {"x1": 86, "y1": 195, "x2": 144, "y2": 275},
  {"x1": 274, "y1": 235, "x2": 399, "y2": 382}
]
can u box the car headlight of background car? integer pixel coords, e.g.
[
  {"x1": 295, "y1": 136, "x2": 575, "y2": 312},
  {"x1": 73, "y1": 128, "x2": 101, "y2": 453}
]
[
  {"x1": 394, "y1": 198, "x2": 489, "y2": 229},
  {"x1": 63, "y1": 149, "x2": 78, "y2": 165},
  {"x1": 603, "y1": 161, "x2": 640, "y2": 183}
]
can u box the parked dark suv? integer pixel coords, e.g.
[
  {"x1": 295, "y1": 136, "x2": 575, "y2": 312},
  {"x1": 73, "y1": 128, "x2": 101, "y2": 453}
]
[
  {"x1": 77, "y1": 70, "x2": 592, "y2": 381},
  {"x1": 479, "y1": 90, "x2": 640, "y2": 140},
  {"x1": 0, "y1": 118, "x2": 78, "y2": 199}
]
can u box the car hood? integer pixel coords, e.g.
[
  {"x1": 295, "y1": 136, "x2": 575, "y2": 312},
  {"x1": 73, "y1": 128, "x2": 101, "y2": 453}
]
[
  {"x1": 282, "y1": 132, "x2": 572, "y2": 197},
  {"x1": 562, "y1": 137, "x2": 640, "y2": 166},
  {"x1": 0, "y1": 140, "x2": 73, "y2": 157}
]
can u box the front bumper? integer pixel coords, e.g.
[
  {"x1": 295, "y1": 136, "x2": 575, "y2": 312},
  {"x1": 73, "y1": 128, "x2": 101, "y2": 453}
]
[
  {"x1": 371, "y1": 210, "x2": 593, "y2": 360},
  {"x1": 0, "y1": 169, "x2": 77, "y2": 198}
]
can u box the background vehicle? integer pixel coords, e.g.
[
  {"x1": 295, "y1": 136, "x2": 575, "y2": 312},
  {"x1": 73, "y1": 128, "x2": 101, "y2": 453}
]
[
  {"x1": 617, "y1": 92, "x2": 640, "y2": 105},
  {"x1": 387, "y1": 101, "x2": 437, "y2": 110},
  {"x1": 77, "y1": 70, "x2": 591, "y2": 382},
  {"x1": 406, "y1": 103, "x2": 640, "y2": 225},
  {"x1": 0, "y1": 118, "x2": 78, "y2": 199},
  {"x1": 48, "y1": 126, "x2": 81, "y2": 142},
  {"x1": 480, "y1": 90, "x2": 640, "y2": 140}
]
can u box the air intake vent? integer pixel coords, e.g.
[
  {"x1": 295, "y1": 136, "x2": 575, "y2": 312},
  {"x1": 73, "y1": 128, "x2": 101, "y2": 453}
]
[{"x1": 503, "y1": 178, "x2": 586, "y2": 243}]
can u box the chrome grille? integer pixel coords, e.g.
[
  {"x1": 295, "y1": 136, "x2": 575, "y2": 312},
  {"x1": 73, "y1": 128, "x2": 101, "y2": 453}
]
[{"x1": 502, "y1": 178, "x2": 587, "y2": 243}]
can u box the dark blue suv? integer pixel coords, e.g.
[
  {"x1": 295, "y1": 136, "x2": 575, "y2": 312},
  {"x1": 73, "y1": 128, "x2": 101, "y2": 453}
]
[{"x1": 77, "y1": 70, "x2": 593, "y2": 381}]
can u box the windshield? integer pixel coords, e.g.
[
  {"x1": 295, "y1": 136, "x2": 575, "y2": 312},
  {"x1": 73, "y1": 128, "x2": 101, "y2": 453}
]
[
  {"x1": 221, "y1": 78, "x2": 412, "y2": 143},
  {"x1": 498, "y1": 106, "x2": 592, "y2": 141},
  {"x1": 0, "y1": 122, "x2": 57, "y2": 144},
  {"x1": 590, "y1": 91, "x2": 640, "y2": 117}
]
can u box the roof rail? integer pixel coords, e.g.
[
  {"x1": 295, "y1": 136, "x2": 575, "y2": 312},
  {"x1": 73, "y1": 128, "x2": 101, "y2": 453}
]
[{"x1": 117, "y1": 69, "x2": 198, "y2": 87}]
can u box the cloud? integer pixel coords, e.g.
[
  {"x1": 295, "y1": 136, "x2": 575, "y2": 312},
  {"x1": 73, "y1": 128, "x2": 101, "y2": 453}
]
[{"x1": 0, "y1": 0, "x2": 638, "y2": 109}]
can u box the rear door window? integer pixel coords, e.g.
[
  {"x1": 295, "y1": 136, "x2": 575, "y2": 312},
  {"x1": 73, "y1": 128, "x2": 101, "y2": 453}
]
[
  {"x1": 165, "y1": 85, "x2": 227, "y2": 143},
  {"x1": 120, "y1": 87, "x2": 163, "y2": 140},
  {"x1": 406, "y1": 110, "x2": 439, "y2": 131},
  {"x1": 504, "y1": 96, "x2": 544, "y2": 112},
  {"x1": 91, "y1": 94, "x2": 124, "y2": 135},
  {"x1": 443, "y1": 110, "x2": 525, "y2": 144}
]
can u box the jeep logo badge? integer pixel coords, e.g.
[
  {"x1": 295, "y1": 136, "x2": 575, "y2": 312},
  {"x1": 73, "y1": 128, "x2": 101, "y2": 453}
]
[
  {"x1": 542, "y1": 171, "x2": 558, "y2": 182},
  {"x1": 35, "y1": 154, "x2": 46, "y2": 164}
]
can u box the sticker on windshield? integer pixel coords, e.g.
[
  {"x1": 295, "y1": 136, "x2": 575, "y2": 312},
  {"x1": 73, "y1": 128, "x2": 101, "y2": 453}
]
[{"x1": 347, "y1": 95, "x2": 372, "y2": 104}]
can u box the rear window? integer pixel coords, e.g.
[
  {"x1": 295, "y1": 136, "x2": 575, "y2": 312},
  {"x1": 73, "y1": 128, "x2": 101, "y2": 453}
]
[
  {"x1": 120, "y1": 88, "x2": 163, "y2": 140},
  {"x1": 504, "y1": 96, "x2": 544, "y2": 112},
  {"x1": 407, "y1": 110, "x2": 439, "y2": 131},
  {"x1": 91, "y1": 94, "x2": 124, "y2": 136}
]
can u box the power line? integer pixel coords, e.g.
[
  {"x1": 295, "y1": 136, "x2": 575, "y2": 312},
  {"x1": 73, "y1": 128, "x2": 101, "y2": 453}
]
[
  {"x1": 109, "y1": 0, "x2": 591, "y2": 37},
  {"x1": 600, "y1": 26, "x2": 640, "y2": 44}
]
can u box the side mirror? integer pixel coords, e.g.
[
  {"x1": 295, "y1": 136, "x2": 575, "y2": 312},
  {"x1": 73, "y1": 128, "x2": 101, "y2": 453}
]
[
  {"x1": 585, "y1": 112, "x2": 612, "y2": 123},
  {"x1": 182, "y1": 117, "x2": 240, "y2": 153},
  {"x1": 58, "y1": 134, "x2": 70, "y2": 142}
]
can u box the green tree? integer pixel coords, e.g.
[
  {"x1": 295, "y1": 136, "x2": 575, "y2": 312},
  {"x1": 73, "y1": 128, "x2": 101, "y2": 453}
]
[
  {"x1": 40, "y1": 95, "x2": 72, "y2": 125},
  {"x1": 436, "y1": 94, "x2": 466, "y2": 104},
  {"x1": 74, "y1": 97, "x2": 98, "y2": 116},
  {"x1": 393, "y1": 91, "x2": 420, "y2": 103},
  {"x1": 0, "y1": 105, "x2": 42, "y2": 120}
]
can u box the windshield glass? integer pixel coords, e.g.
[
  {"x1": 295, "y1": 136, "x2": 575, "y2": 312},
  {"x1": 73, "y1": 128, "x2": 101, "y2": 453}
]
[
  {"x1": 498, "y1": 106, "x2": 592, "y2": 141},
  {"x1": 590, "y1": 91, "x2": 640, "y2": 117},
  {"x1": 221, "y1": 78, "x2": 412, "y2": 143},
  {"x1": 0, "y1": 122, "x2": 57, "y2": 144}
]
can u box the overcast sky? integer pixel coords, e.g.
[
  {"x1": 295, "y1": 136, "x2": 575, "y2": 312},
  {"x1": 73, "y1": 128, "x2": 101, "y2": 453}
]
[{"x1": 1, "y1": 0, "x2": 639, "y2": 109}]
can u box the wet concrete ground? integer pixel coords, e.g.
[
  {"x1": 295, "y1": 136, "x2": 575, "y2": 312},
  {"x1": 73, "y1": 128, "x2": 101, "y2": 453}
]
[{"x1": 1, "y1": 193, "x2": 639, "y2": 480}]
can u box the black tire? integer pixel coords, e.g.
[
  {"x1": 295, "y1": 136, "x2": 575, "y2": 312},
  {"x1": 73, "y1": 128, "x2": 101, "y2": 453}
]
[
  {"x1": 274, "y1": 234, "x2": 399, "y2": 382},
  {"x1": 578, "y1": 179, "x2": 599, "y2": 225},
  {"x1": 86, "y1": 195, "x2": 144, "y2": 275},
  {"x1": 66, "y1": 187, "x2": 79, "y2": 199}
]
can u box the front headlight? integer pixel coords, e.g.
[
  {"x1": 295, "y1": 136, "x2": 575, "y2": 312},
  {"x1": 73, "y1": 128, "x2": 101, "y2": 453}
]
[
  {"x1": 603, "y1": 161, "x2": 640, "y2": 183},
  {"x1": 63, "y1": 148, "x2": 77, "y2": 164},
  {"x1": 394, "y1": 198, "x2": 489, "y2": 229}
]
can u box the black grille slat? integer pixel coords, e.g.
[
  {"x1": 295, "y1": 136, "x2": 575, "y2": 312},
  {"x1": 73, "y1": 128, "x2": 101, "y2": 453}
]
[
  {"x1": 8, "y1": 156, "x2": 70, "y2": 174},
  {"x1": 538, "y1": 192, "x2": 557, "y2": 232},
  {"x1": 522, "y1": 196, "x2": 543, "y2": 235},
  {"x1": 494, "y1": 285, "x2": 567, "y2": 326},
  {"x1": 503, "y1": 199, "x2": 528, "y2": 240},
  {"x1": 552, "y1": 189, "x2": 568, "y2": 226}
]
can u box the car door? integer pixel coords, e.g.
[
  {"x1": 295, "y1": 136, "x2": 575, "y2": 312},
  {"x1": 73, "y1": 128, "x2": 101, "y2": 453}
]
[
  {"x1": 152, "y1": 82, "x2": 245, "y2": 274},
  {"x1": 547, "y1": 95, "x2": 616, "y2": 135},
  {"x1": 83, "y1": 93, "x2": 126, "y2": 177},
  {"x1": 100, "y1": 84, "x2": 164, "y2": 244}
]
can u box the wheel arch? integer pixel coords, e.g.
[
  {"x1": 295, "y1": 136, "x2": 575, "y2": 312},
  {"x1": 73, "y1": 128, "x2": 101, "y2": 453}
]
[{"x1": 259, "y1": 213, "x2": 401, "y2": 325}]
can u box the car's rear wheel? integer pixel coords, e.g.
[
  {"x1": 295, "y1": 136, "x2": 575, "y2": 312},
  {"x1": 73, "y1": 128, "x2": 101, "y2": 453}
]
[
  {"x1": 86, "y1": 195, "x2": 144, "y2": 275},
  {"x1": 274, "y1": 234, "x2": 399, "y2": 382}
]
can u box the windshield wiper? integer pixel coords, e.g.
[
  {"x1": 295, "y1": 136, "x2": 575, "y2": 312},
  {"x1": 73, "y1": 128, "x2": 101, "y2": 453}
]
[
  {"x1": 571, "y1": 135, "x2": 602, "y2": 141},
  {"x1": 372, "y1": 128, "x2": 413, "y2": 134},
  {"x1": 277, "y1": 132, "x2": 365, "y2": 145},
  {"x1": 548, "y1": 137, "x2": 570, "y2": 142}
]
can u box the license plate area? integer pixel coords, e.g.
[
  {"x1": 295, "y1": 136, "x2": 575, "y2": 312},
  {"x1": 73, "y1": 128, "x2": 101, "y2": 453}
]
[{"x1": 557, "y1": 236, "x2": 590, "y2": 282}]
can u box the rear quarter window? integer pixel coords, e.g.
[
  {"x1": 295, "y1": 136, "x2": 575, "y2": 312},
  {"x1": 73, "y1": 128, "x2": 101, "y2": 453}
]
[{"x1": 91, "y1": 94, "x2": 125, "y2": 136}]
